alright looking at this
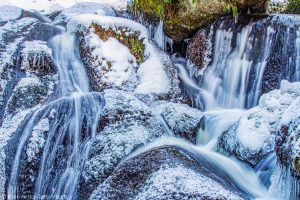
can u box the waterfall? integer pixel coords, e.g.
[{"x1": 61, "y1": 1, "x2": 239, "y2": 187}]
[
  {"x1": 7, "y1": 33, "x2": 104, "y2": 200},
  {"x1": 171, "y1": 15, "x2": 300, "y2": 200}
]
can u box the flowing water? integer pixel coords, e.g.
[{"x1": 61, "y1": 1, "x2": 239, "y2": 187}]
[
  {"x1": 7, "y1": 33, "x2": 104, "y2": 200},
  {"x1": 170, "y1": 15, "x2": 300, "y2": 200}
]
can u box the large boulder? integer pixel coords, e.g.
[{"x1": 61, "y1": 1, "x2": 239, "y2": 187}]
[
  {"x1": 130, "y1": 0, "x2": 268, "y2": 42},
  {"x1": 219, "y1": 81, "x2": 300, "y2": 166},
  {"x1": 89, "y1": 145, "x2": 246, "y2": 200},
  {"x1": 73, "y1": 14, "x2": 181, "y2": 101},
  {"x1": 151, "y1": 101, "x2": 203, "y2": 143},
  {"x1": 79, "y1": 90, "x2": 166, "y2": 198}
]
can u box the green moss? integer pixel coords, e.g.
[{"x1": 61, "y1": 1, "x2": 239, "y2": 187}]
[
  {"x1": 91, "y1": 24, "x2": 145, "y2": 64},
  {"x1": 287, "y1": 0, "x2": 300, "y2": 14},
  {"x1": 295, "y1": 157, "x2": 300, "y2": 174},
  {"x1": 131, "y1": 0, "x2": 174, "y2": 17}
]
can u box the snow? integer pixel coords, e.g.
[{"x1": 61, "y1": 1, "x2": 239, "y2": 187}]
[
  {"x1": 86, "y1": 32, "x2": 136, "y2": 87},
  {"x1": 15, "y1": 76, "x2": 43, "y2": 89},
  {"x1": 136, "y1": 166, "x2": 242, "y2": 200},
  {"x1": 26, "y1": 118, "x2": 49, "y2": 162},
  {"x1": 54, "y1": 2, "x2": 116, "y2": 23},
  {"x1": 69, "y1": 14, "x2": 170, "y2": 94},
  {"x1": 0, "y1": 5, "x2": 22, "y2": 22},
  {"x1": 0, "y1": 0, "x2": 128, "y2": 14}
]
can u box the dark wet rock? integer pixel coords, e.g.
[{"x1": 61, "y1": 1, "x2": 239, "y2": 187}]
[
  {"x1": 130, "y1": 0, "x2": 268, "y2": 42},
  {"x1": 152, "y1": 101, "x2": 203, "y2": 143},
  {"x1": 79, "y1": 90, "x2": 165, "y2": 198},
  {"x1": 186, "y1": 28, "x2": 212, "y2": 69},
  {"x1": 25, "y1": 22, "x2": 62, "y2": 42},
  {"x1": 89, "y1": 146, "x2": 245, "y2": 200}
]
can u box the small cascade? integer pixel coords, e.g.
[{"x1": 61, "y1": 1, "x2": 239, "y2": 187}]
[
  {"x1": 172, "y1": 15, "x2": 300, "y2": 200},
  {"x1": 7, "y1": 33, "x2": 105, "y2": 199},
  {"x1": 184, "y1": 15, "x2": 300, "y2": 110},
  {"x1": 201, "y1": 23, "x2": 275, "y2": 109}
]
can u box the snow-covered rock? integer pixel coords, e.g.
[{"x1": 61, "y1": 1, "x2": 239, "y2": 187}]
[
  {"x1": 54, "y1": 2, "x2": 116, "y2": 23},
  {"x1": 152, "y1": 101, "x2": 203, "y2": 143},
  {"x1": 276, "y1": 91, "x2": 300, "y2": 181},
  {"x1": 219, "y1": 81, "x2": 300, "y2": 166},
  {"x1": 79, "y1": 90, "x2": 165, "y2": 198},
  {"x1": 6, "y1": 76, "x2": 47, "y2": 115},
  {"x1": 20, "y1": 40, "x2": 56, "y2": 74},
  {"x1": 71, "y1": 15, "x2": 171, "y2": 96},
  {"x1": 89, "y1": 146, "x2": 245, "y2": 200},
  {"x1": 0, "y1": 0, "x2": 128, "y2": 14},
  {"x1": 0, "y1": 5, "x2": 22, "y2": 22},
  {"x1": 26, "y1": 118, "x2": 49, "y2": 163}
]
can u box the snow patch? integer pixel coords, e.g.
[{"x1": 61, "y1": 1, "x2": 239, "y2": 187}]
[
  {"x1": 0, "y1": 0, "x2": 128, "y2": 14},
  {"x1": 86, "y1": 32, "x2": 137, "y2": 87},
  {"x1": 54, "y1": 2, "x2": 116, "y2": 23},
  {"x1": 26, "y1": 118, "x2": 49, "y2": 162},
  {"x1": 0, "y1": 5, "x2": 22, "y2": 22},
  {"x1": 136, "y1": 166, "x2": 242, "y2": 200}
]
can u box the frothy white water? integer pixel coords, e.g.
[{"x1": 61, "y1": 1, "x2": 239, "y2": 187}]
[{"x1": 198, "y1": 109, "x2": 245, "y2": 150}]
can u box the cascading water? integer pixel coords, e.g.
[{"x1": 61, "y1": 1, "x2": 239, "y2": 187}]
[
  {"x1": 171, "y1": 15, "x2": 300, "y2": 200},
  {"x1": 7, "y1": 33, "x2": 104, "y2": 199}
]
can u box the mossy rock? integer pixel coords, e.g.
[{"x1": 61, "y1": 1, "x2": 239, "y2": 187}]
[
  {"x1": 131, "y1": 0, "x2": 268, "y2": 41},
  {"x1": 286, "y1": 0, "x2": 300, "y2": 14},
  {"x1": 91, "y1": 23, "x2": 145, "y2": 64}
]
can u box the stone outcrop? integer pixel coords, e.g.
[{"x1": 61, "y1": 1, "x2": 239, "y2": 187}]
[{"x1": 130, "y1": 0, "x2": 268, "y2": 42}]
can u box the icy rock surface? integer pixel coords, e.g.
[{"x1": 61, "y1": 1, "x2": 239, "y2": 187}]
[
  {"x1": 19, "y1": 40, "x2": 56, "y2": 74},
  {"x1": 89, "y1": 146, "x2": 244, "y2": 200},
  {"x1": 0, "y1": 11, "x2": 59, "y2": 199},
  {"x1": 79, "y1": 90, "x2": 165, "y2": 198},
  {"x1": 219, "y1": 81, "x2": 300, "y2": 166},
  {"x1": 26, "y1": 118, "x2": 49, "y2": 163},
  {"x1": 152, "y1": 101, "x2": 203, "y2": 143}
]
